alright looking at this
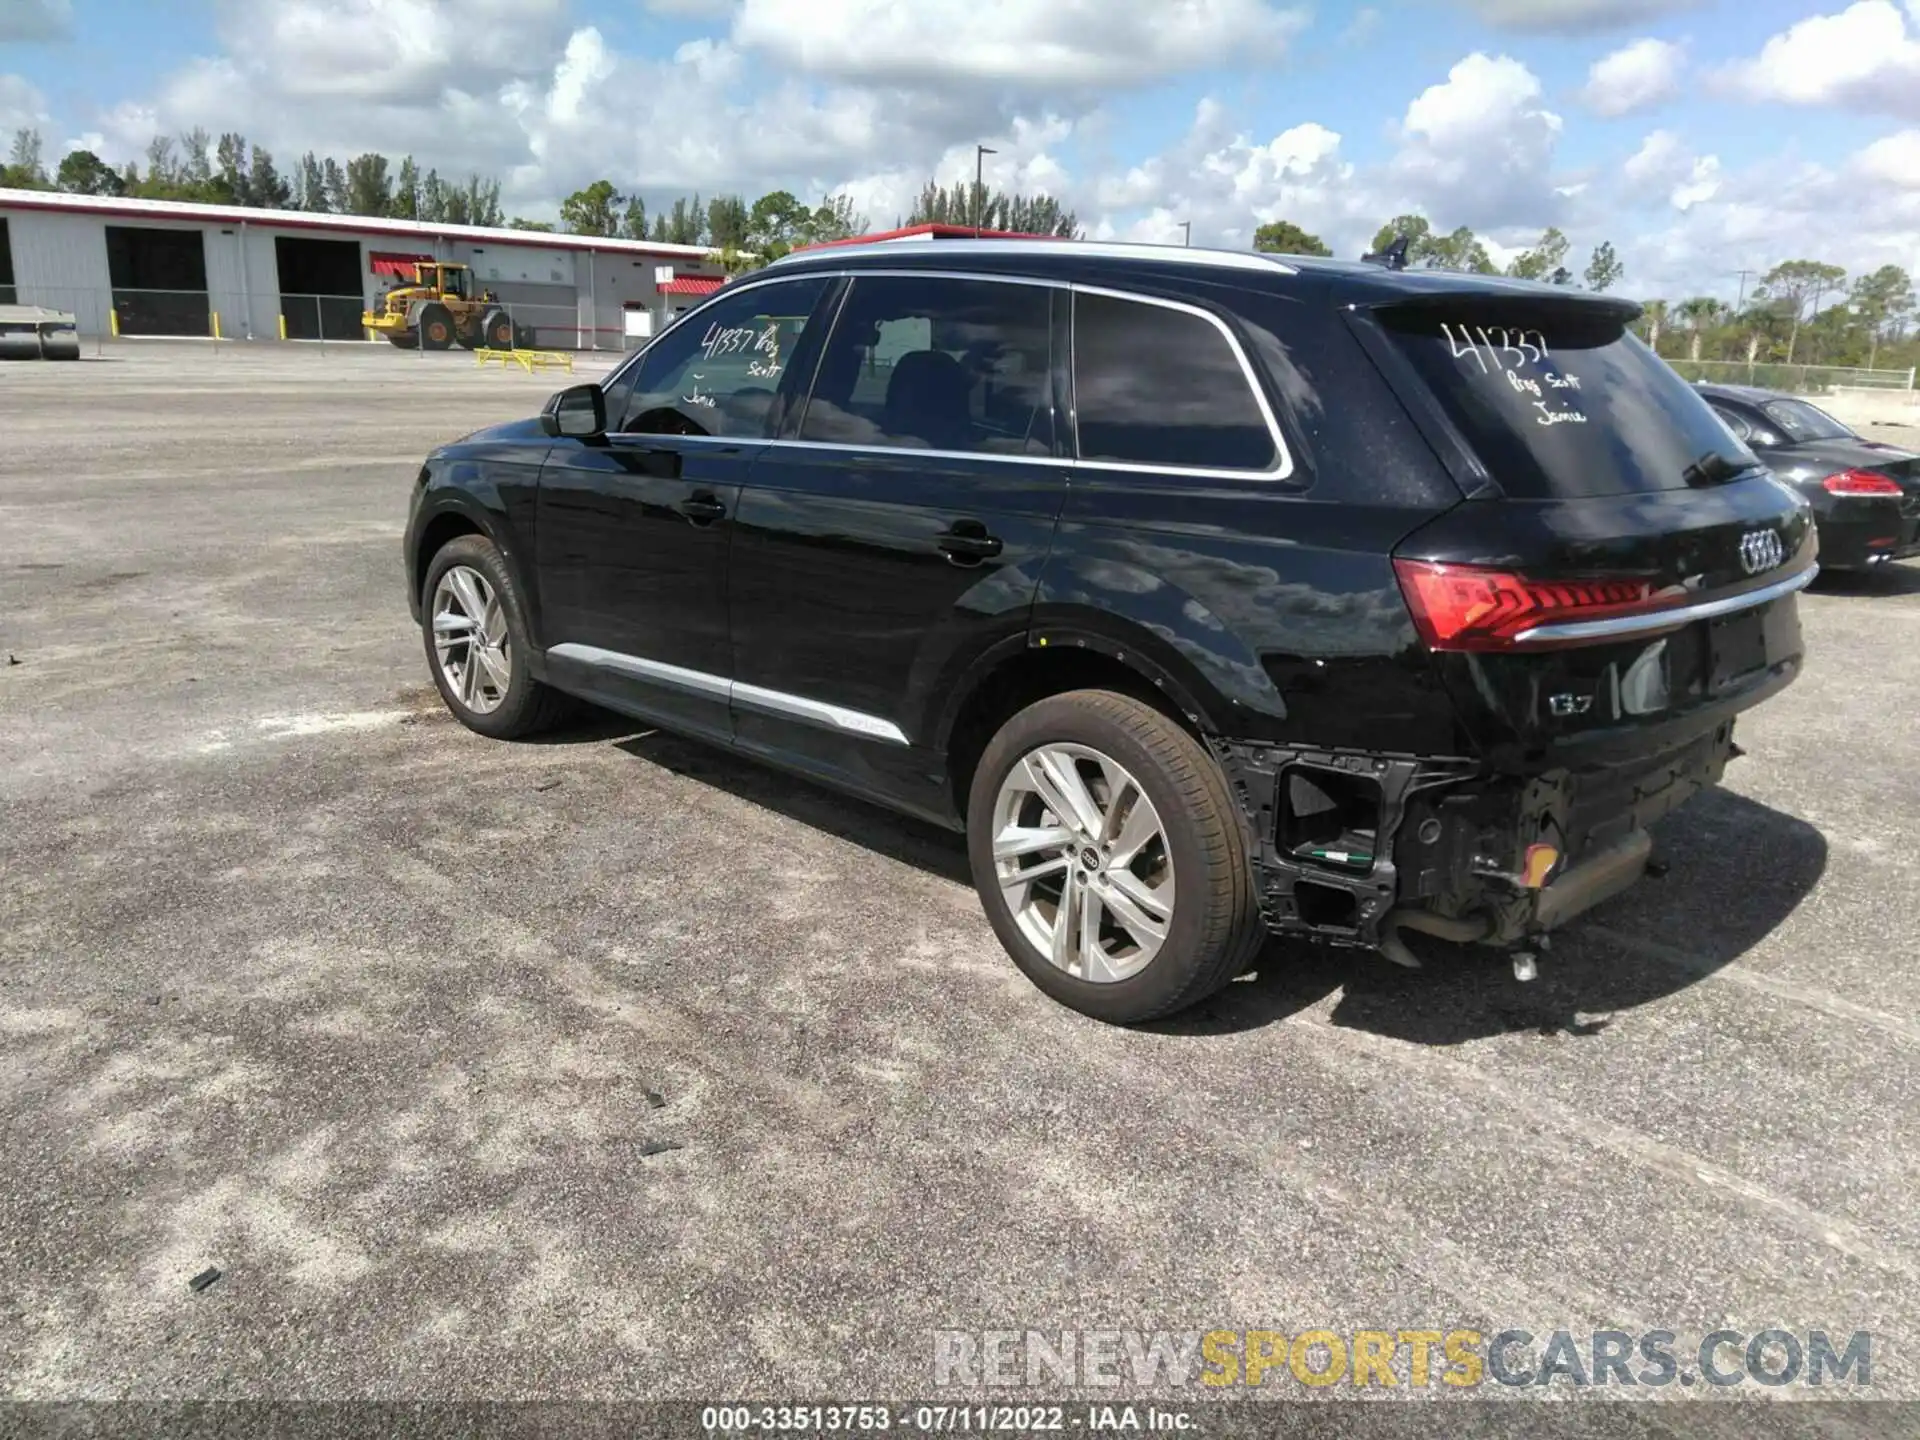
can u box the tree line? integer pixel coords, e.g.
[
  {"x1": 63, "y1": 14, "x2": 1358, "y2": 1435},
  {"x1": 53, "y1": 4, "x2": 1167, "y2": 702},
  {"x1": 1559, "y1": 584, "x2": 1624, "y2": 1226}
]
[
  {"x1": 1253, "y1": 212, "x2": 1917, "y2": 373},
  {"x1": 1637, "y1": 261, "x2": 1916, "y2": 373},
  {"x1": 1252, "y1": 215, "x2": 1624, "y2": 290},
  {"x1": 17, "y1": 123, "x2": 1907, "y2": 369},
  {"x1": 2, "y1": 126, "x2": 1078, "y2": 265}
]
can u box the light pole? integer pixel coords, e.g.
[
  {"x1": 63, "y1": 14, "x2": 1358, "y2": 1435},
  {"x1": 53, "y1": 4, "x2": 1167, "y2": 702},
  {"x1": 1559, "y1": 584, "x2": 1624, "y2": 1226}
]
[
  {"x1": 974, "y1": 145, "x2": 997, "y2": 237},
  {"x1": 1179, "y1": 221, "x2": 1191, "y2": 247}
]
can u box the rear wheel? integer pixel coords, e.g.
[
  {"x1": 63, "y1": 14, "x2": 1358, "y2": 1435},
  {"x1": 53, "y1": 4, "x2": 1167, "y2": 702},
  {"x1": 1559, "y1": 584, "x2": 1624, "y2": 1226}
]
[
  {"x1": 966, "y1": 690, "x2": 1263, "y2": 1024},
  {"x1": 418, "y1": 304, "x2": 454, "y2": 352},
  {"x1": 482, "y1": 310, "x2": 516, "y2": 350},
  {"x1": 421, "y1": 535, "x2": 575, "y2": 740}
]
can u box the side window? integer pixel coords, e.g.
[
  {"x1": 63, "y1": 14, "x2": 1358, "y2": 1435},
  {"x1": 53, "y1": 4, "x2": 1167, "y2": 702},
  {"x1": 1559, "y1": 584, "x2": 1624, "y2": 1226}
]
[
  {"x1": 1709, "y1": 403, "x2": 1751, "y2": 442},
  {"x1": 799, "y1": 276, "x2": 1054, "y2": 456},
  {"x1": 621, "y1": 277, "x2": 832, "y2": 439},
  {"x1": 600, "y1": 352, "x2": 645, "y2": 434},
  {"x1": 1073, "y1": 291, "x2": 1279, "y2": 473}
]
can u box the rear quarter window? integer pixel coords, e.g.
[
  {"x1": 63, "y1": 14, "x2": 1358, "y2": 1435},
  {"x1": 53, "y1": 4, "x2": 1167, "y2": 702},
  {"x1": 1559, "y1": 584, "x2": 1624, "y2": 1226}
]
[
  {"x1": 1072, "y1": 290, "x2": 1281, "y2": 474},
  {"x1": 1762, "y1": 398, "x2": 1854, "y2": 443},
  {"x1": 1381, "y1": 307, "x2": 1755, "y2": 499}
]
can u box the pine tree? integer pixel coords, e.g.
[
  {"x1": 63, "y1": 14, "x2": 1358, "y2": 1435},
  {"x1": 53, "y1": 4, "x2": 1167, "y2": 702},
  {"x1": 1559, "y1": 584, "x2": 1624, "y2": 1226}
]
[{"x1": 391, "y1": 157, "x2": 420, "y2": 220}]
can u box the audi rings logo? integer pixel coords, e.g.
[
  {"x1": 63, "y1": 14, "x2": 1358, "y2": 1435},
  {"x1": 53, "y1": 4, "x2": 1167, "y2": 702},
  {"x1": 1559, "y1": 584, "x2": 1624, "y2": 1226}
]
[{"x1": 1739, "y1": 529, "x2": 1785, "y2": 575}]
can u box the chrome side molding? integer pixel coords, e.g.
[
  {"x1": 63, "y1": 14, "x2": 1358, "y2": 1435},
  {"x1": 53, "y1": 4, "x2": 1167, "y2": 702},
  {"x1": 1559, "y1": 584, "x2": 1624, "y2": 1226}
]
[{"x1": 547, "y1": 643, "x2": 911, "y2": 745}]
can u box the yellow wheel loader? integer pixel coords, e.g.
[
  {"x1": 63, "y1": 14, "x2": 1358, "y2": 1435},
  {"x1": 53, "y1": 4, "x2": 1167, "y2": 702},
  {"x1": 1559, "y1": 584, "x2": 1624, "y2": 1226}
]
[{"x1": 361, "y1": 262, "x2": 533, "y2": 351}]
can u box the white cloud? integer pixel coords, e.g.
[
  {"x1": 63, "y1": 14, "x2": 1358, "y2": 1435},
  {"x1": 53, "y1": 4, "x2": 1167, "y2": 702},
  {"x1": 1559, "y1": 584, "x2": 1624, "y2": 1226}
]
[
  {"x1": 1341, "y1": 8, "x2": 1383, "y2": 44},
  {"x1": 1620, "y1": 129, "x2": 1722, "y2": 210},
  {"x1": 1716, "y1": 1, "x2": 1920, "y2": 118},
  {"x1": 644, "y1": 0, "x2": 739, "y2": 15},
  {"x1": 1618, "y1": 148, "x2": 1920, "y2": 302},
  {"x1": 1579, "y1": 37, "x2": 1684, "y2": 116},
  {"x1": 730, "y1": 0, "x2": 1309, "y2": 88},
  {"x1": 1456, "y1": 0, "x2": 1703, "y2": 33},
  {"x1": 1390, "y1": 53, "x2": 1564, "y2": 230},
  {"x1": 1852, "y1": 129, "x2": 1920, "y2": 188},
  {"x1": 209, "y1": 0, "x2": 572, "y2": 105},
  {"x1": 0, "y1": 74, "x2": 51, "y2": 135},
  {"x1": 22, "y1": 0, "x2": 1919, "y2": 306},
  {"x1": 0, "y1": 0, "x2": 70, "y2": 43}
]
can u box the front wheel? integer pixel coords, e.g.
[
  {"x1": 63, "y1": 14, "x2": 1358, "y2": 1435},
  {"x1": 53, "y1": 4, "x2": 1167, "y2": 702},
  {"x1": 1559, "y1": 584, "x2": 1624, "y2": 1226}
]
[
  {"x1": 966, "y1": 690, "x2": 1264, "y2": 1024},
  {"x1": 421, "y1": 535, "x2": 575, "y2": 740},
  {"x1": 418, "y1": 304, "x2": 454, "y2": 351}
]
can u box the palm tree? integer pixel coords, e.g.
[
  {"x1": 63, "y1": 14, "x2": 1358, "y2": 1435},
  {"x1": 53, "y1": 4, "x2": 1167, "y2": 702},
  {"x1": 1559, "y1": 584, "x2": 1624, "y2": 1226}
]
[
  {"x1": 1675, "y1": 297, "x2": 1726, "y2": 361},
  {"x1": 1639, "y1": 299, "x2": 1670, "y2": 355}
]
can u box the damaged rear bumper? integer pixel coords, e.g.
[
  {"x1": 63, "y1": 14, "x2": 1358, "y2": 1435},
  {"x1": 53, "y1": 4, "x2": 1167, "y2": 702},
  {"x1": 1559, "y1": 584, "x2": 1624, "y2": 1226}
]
[{"x1": 1212, "y1": 720, "x2": 1738, "y2": 960}]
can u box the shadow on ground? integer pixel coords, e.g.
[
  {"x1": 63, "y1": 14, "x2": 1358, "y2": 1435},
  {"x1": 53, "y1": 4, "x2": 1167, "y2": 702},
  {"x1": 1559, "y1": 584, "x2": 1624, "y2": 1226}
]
[
  {"x1": 1812, "y1": 560, "x2": 1920, "y2": 597},
  {"x1": 576, "y1": 722, "x2": 1828, "y2": 1048}
]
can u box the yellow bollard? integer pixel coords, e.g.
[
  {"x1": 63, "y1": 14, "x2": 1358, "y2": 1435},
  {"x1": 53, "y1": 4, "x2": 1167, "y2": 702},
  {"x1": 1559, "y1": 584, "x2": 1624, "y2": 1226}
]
[
  {"x1": 211, "y1": 312, "x2": 222, "y2": 341},
  {"x1": 278, "y1": 314, "x2": 288, "y2": 341},
  {"x1": 109, "y1": 308, "x2": 119, "y2": 338}
]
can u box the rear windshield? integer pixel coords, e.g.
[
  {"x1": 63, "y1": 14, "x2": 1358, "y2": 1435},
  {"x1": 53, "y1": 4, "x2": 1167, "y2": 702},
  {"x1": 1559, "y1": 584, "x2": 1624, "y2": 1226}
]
[
  {"x1": 1762, "y1": 398, "x2": 1853, "y2": 443},
  {"x1": 1382, "y1": 307, "x2": 1755, "y2": 498}
]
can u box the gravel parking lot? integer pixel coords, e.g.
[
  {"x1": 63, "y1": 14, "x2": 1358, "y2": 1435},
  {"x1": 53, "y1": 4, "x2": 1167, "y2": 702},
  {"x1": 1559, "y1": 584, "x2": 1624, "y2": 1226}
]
[{"x1": 3, "y1": 347, "x2": 1918, "y2": 1423}]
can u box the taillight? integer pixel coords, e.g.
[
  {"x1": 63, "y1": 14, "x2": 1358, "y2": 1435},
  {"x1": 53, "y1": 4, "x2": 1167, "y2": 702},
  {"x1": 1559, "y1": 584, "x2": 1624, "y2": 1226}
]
[
  {"x1": 1394, "y1": 559, "x2": 1660, "y2": 651},
  {"x1": 1821, "y1": 469, "x2": 1902, "y2": 496}
]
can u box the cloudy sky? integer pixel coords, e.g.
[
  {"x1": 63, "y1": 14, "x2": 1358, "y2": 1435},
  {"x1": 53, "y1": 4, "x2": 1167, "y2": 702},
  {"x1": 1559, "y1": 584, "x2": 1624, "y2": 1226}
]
[{"x1": 3, "y1": 0, "x2": 1918, "y2": 300}]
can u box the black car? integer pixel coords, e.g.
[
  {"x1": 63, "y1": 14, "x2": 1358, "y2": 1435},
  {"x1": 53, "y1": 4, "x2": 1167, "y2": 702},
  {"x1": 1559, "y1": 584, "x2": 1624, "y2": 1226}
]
[
  {"x1": 403, "y1": 239, "x2": 1815, "y2": 1024},
  {"x1": 1697, "y1": 382, "x2": 1920, "y2": 570}
]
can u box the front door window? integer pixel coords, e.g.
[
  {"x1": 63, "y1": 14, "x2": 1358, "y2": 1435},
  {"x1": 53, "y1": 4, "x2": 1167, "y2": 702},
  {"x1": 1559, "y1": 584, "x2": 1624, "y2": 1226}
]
[{"x1": 619, "y1": 278, "x2": 834, "y2": 439}]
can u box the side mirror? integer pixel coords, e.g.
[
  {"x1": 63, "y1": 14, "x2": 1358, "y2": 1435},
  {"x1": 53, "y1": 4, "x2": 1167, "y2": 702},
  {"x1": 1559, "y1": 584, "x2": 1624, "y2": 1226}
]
[{"x1": 540, "y1": 383, "x2": 607, "y2": 439}]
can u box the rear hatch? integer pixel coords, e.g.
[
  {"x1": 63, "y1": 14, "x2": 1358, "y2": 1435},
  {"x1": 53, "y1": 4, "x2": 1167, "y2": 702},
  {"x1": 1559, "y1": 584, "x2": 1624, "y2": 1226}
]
[{"x1": 1357, "y1": 294, "x2": 1816, "y2": 772}]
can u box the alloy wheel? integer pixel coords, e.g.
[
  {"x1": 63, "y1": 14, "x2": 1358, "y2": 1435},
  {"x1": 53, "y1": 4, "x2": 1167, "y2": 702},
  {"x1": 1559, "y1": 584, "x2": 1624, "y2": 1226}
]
[
  {"x1": 432, "y1": 565, "x2": 510, "y2": 715},
  {"x1": 990, "y1": 742, "x2": 1176, "y2": 983}
]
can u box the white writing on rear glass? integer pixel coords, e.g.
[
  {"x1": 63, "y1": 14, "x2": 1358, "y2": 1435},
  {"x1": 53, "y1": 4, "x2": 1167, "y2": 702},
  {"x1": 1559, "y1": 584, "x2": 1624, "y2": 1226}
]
[{"x1": 1441, "y1": 321, "x2": 1589, "y2": 427}]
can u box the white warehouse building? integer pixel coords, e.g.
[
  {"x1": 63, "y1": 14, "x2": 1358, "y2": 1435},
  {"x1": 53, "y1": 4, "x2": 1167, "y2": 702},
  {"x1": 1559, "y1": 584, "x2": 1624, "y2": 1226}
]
[{"x1": 0, "y1": 188, "x2": 730, "y2": 349}]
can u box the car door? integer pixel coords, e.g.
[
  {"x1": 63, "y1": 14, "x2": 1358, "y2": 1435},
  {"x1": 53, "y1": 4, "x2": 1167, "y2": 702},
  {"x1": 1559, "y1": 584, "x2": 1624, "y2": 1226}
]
[
  {"x1": 536, "y1": 274, "x2": 836, "y2": 740},
  {"x1": 727, "y1": 272, "x2": 1070, "y2": 821}
]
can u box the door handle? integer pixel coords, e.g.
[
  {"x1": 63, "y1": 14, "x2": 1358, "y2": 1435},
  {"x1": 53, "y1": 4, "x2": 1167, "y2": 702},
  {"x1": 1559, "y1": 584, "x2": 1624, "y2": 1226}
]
[
  {"x1": 936, "y1": 522, "x2": 1004, "y2": 565},
  {"x1": 679, "y1": 493, "x2": 728, "y2": 525}
]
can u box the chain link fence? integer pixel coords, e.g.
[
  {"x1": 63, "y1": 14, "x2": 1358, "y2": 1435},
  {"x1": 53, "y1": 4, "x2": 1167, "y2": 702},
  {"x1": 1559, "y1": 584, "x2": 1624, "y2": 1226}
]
[
  {"x1": 3, "y1": 284, "x2": 641, "y2": 358},
  {"x1": 1664, "y1": 357, "x2": 1917, "y2": 394}
]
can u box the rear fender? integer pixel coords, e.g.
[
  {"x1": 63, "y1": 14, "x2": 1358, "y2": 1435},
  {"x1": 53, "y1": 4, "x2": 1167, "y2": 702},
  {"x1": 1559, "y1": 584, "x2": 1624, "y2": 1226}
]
[{"x1": 1030, "y1": 551, "x2": 1282, "y2": 736}]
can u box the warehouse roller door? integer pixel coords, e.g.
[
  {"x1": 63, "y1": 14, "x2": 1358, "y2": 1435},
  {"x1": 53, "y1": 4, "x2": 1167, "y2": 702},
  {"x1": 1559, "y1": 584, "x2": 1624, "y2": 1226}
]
[
  {"x1": 106, "y1": 226, "x2": 209, "y2": 337},
  {"x1": 275, "y1": 236, "x2": 365, "y2": 340}
]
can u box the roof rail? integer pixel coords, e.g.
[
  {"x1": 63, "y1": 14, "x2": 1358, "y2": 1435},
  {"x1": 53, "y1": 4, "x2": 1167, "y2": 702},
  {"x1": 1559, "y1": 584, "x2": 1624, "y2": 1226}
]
[{"x1": 769, "y1": 237, "x2": 1298, "y2": 276}]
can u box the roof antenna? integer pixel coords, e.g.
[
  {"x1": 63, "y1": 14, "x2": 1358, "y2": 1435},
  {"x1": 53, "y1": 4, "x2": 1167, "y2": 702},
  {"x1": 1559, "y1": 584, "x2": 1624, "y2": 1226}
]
[{"x1": 1362, "y1": 234, "x2": 1410, "y2": 271}]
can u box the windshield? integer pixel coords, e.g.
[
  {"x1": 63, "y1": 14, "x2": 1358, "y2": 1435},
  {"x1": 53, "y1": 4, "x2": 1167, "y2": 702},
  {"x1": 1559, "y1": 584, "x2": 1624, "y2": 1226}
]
[
  {"x1": 1761, "y1": 398, "x2": 1854, "y2": 443},
  {"x1": 1381, "y1": 306, "x2": 1758, "y2": 498}
]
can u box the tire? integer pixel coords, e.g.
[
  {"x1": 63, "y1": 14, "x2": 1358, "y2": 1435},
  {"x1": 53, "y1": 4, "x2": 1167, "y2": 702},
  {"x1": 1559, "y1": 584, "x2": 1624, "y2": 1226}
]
[
  {"x1": 418, "y1": 304, "x2": 454, "y2": 352},
  {"x1": 481, "y1": 310, "x2": 515, "y2": 350},
  {"x1": 420, "y1": 535, "x2": 576, "y2": 740},
  {"x1": 387, "y1": 332, "x2": 420, "y2": 350},
  {"x1": 966, "y1": 689, "x2": 1264, "y2": 1024}
]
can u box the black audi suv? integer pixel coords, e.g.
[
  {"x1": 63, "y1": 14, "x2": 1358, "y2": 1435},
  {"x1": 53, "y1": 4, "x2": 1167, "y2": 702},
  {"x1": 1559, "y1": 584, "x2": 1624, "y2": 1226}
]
[
  {"x1": 403, "y1": 238, "x2": 1816, "y2": 1024},
  {"x1": 1696, "y1": 381, "x2": 1920, "y2": 571}
]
